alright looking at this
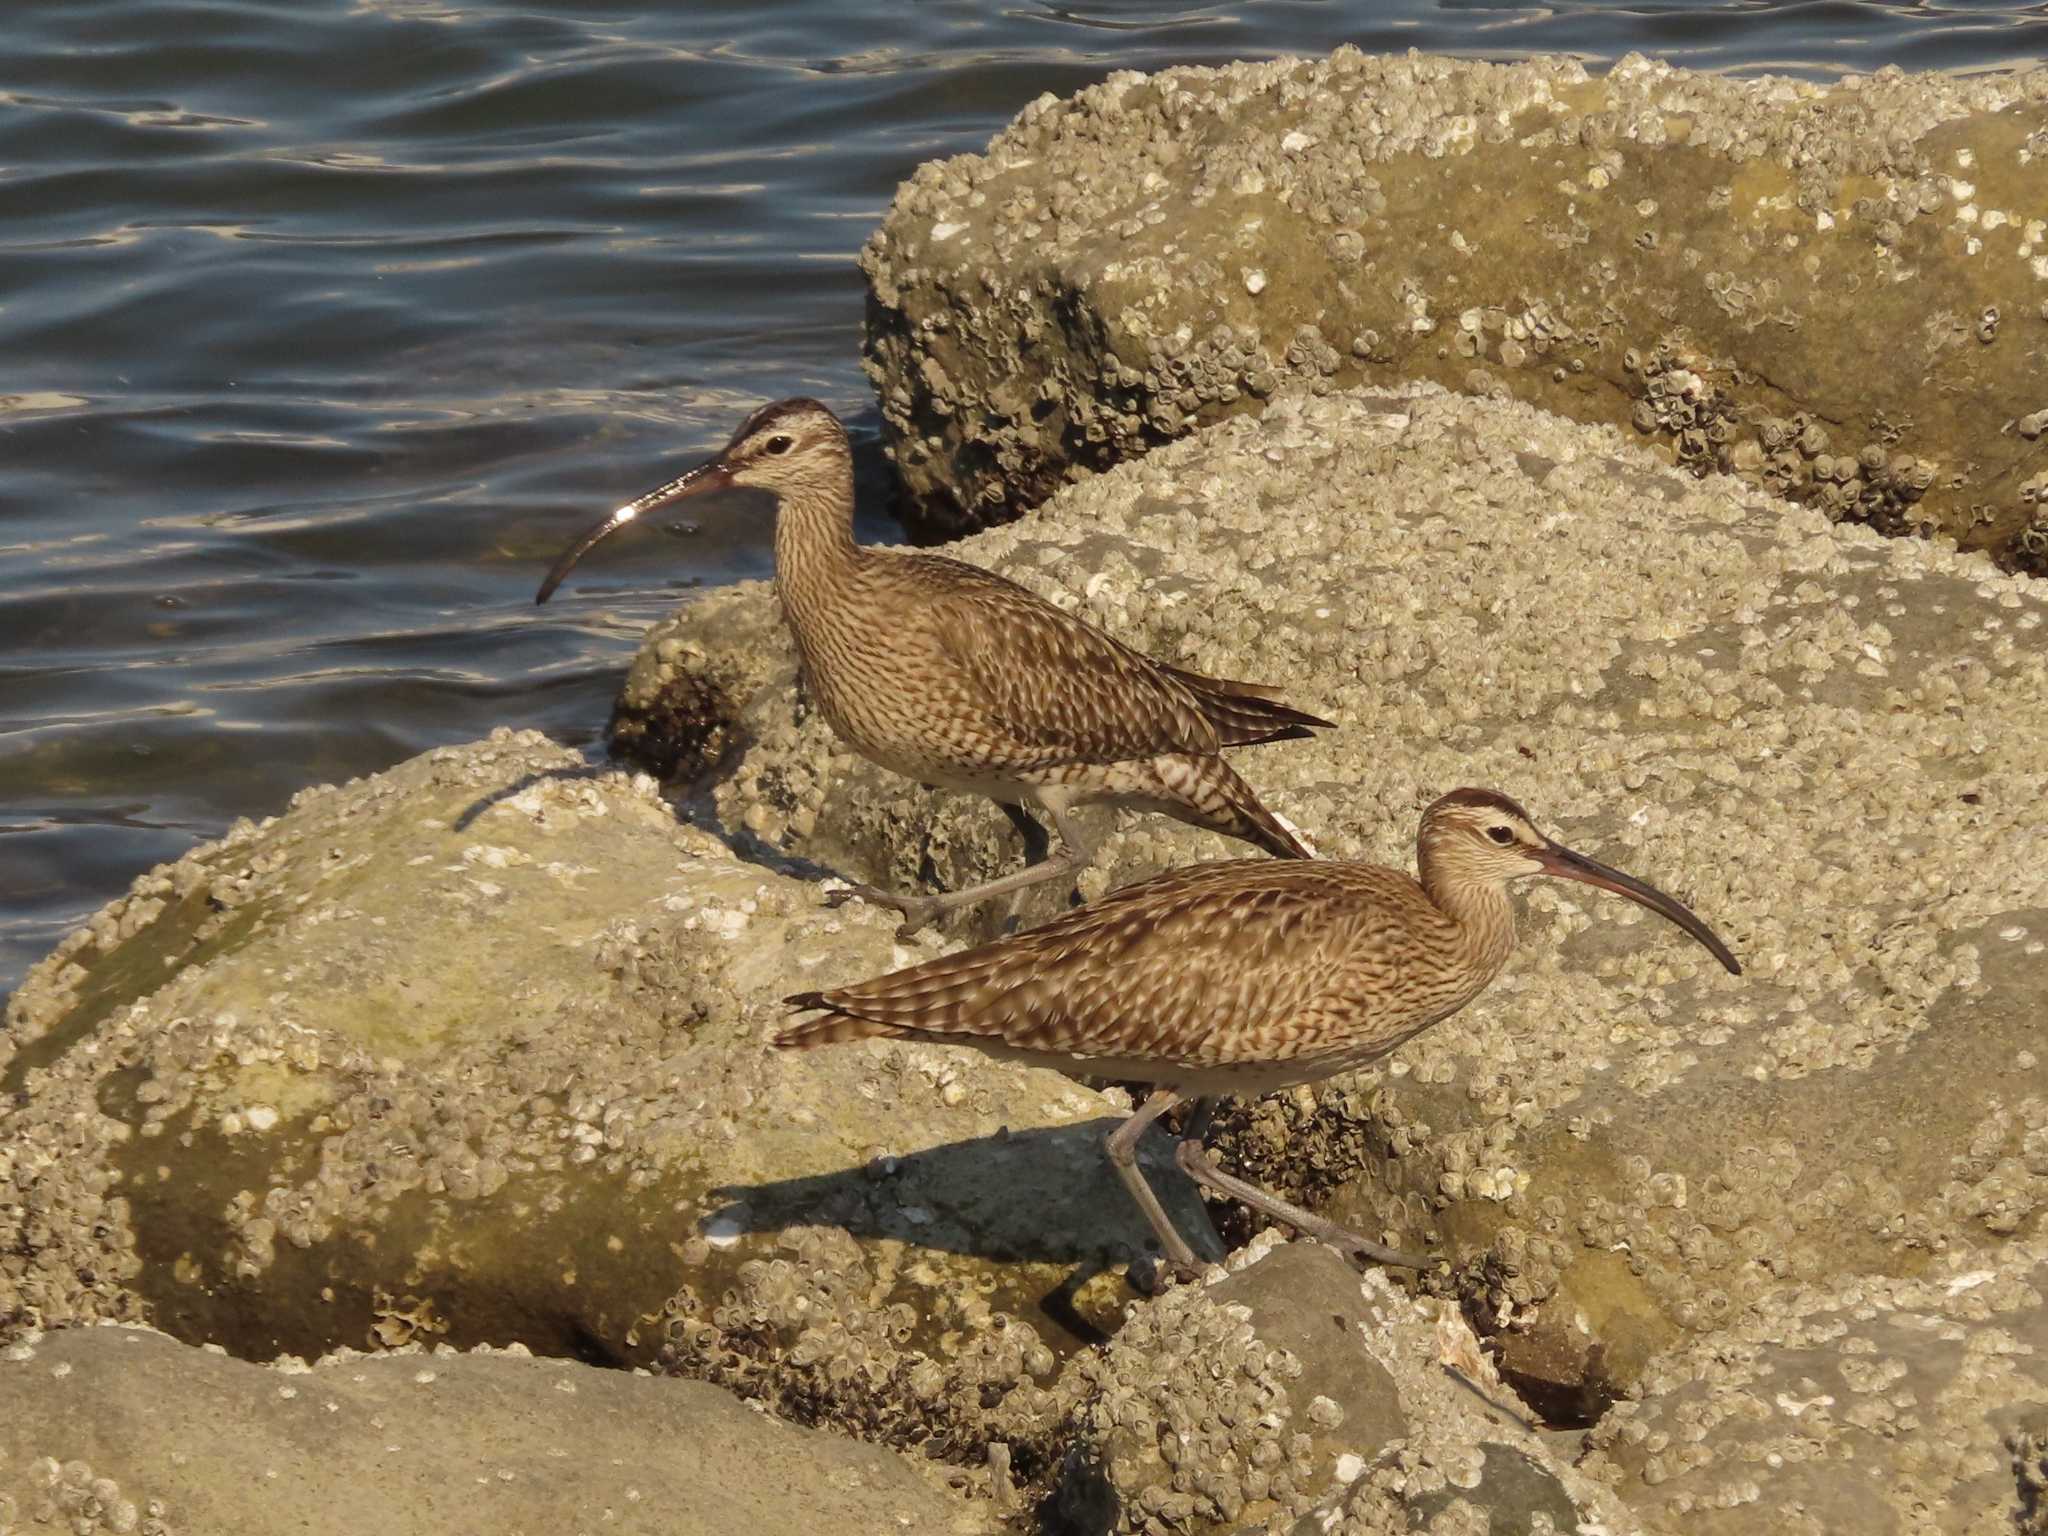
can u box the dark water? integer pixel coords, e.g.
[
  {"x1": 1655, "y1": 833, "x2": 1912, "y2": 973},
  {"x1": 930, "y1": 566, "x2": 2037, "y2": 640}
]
[{"x1": 3, "y1": 0, "x2": 2045, "y2": 995}]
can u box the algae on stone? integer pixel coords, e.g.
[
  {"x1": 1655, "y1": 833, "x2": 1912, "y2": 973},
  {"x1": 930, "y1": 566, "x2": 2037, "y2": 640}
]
[{"x1": 0, "y1": 730, "x2": 1209, "y2": 1363}]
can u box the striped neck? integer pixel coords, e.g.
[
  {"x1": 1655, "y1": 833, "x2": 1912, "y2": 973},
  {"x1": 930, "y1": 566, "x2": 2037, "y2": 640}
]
[
  {"x1": 1419, "y1": 856, "x2": 1519, "y2": 985},
  {"x1": 772, "y1": 465, "x2": 861, "y2": 618}
]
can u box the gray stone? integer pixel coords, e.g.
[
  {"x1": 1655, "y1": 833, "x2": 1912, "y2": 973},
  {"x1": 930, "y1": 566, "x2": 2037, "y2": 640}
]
[
  {"x1": 0, "y1": 1324, "x2": 987, "y2": 1535},
  {"x1": 1582, "y1": 1231, "x2": 2048, "y2": 1534},
  {"x1": 859, "y1": 51, "x2": 2048, "y2": 570},
  {"x1": 0, "y1": 730, "x2": 1209, "y2": 1366}
]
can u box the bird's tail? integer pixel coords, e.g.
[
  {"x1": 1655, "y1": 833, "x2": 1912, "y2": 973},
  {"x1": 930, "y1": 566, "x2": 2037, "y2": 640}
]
[
  {"x1": 1160, "y1": 665, "x2": 1335, "y2": 748},
  {"x1": 1142, "y1": 754, "x2": 1317, "y2": 860},
  {"x1": 775, "y1": 999, "x2": 904, "y2": 1050}
]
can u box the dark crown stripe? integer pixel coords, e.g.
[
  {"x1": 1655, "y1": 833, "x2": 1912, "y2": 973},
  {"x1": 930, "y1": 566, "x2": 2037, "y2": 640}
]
[
  {"x1": 730, "y1": 396, "x2": 832, "y2": 445},
  {"x1": 1426, "y1": 786, "x2": 1532, "y2": 821}
]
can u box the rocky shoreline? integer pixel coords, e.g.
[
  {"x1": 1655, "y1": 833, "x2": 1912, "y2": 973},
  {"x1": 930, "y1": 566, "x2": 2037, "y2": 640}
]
[
  {"x1": 861, "y1": 51, "x2": 2048, "y2": 572},
  {"x1": 8, "y1": 48, "x2": 2048, "y2": 1536}
]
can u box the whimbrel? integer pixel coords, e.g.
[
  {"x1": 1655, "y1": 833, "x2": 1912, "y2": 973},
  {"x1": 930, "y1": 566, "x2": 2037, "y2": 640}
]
[
  {"x1": 537, "y1": 398, "x2": 1329, "y2": 935},
  {"x1": 779, "y1": 788, "x2": 1740, "y2": 1277}
]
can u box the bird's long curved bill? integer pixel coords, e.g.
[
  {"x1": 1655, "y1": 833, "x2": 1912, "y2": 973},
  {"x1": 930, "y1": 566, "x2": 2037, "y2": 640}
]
[
  {"x1": 534, "y1": 458, "x2": 731, "y2": 604},
  {"x1": 1540, "y1": 844, "x2": 1742, "y2": 975}
]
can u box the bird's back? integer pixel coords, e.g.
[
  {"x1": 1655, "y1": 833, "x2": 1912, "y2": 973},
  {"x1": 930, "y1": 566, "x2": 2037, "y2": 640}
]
[
  {"x1": 781, "y1": 858, "x2": 1495, "y2": 1081},
  {"x1": 789, "y1": 548, "x2": 1321, "y2": 779}
]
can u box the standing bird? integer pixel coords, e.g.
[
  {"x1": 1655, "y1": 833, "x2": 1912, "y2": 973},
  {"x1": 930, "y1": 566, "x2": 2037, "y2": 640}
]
[
  {"x1": 536, "y1": 398, "x2": 1329, "y2": 936},
  {"x1": 778, "y1": 788, "x2": 1741, "y2": 1278}
]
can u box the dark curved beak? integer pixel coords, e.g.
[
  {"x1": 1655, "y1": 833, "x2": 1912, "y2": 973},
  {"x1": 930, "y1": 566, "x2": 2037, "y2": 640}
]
[
  {"x1": 534, "y1": 457, "x2": 734, "y2": 604},
  {"x1": 1537, "y1": 842, "x2": 1741, "y2": 976}
]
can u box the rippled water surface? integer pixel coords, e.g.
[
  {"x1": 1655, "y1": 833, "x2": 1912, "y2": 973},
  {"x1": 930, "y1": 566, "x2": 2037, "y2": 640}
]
[{"x1": 3, "y1": 0, "x2": 2045, "y2": 992}]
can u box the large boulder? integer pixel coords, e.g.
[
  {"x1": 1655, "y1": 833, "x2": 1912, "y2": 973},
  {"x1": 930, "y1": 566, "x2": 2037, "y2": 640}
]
[
  {"x1": 858, "y1": 51, "x2": 2048, "y2": 571},
  {"x1": 0, "y1": 1325, "x2": 987, "y2": 1535},
  {"x1": 0, "y1": 730, "x2": 1210, "y2": 1365},
  {"x1": 613, "y1": 384, "x2": 2048, "y2": 1421},
  {"x1": 1582, "y1": 1229, "x2": 2048, "y2": 1533}
]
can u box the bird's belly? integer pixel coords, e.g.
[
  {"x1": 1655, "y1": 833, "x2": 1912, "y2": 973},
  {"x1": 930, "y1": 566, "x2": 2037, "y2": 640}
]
[
  {"x1": 953, "y1": 1043, "x2": 1342, "y2": 1100},
  {"x1": 799, "y1": 649, "x2": 1061, "y2": 797}
]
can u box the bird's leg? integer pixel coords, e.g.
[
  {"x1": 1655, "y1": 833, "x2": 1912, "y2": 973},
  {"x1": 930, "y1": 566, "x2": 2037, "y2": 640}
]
[
  {"x1": 827, "y1": 807, "x2": 1094, "y2": 939},
  {"x1": 998, "y1": 801, "x2": 1052, "y2": 866},
  {"x1": 1173, "y1": 1138, "x2": 1436, "y2": 1272},
  {"x1": 1104, "y1": 1089, "x2": 1216, "y2": 1282}
]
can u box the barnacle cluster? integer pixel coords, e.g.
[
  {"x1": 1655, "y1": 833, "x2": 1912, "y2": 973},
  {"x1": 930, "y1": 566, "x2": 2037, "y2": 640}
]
[
  {"x1": 7, "y1": 1457, "x2": 164, "y2": 1536},
  {"x1": 656, "y1": 1223, "x2": 1063, "y2": 1478}
]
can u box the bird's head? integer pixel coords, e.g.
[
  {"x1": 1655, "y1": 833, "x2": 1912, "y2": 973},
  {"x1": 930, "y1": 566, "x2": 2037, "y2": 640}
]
[
  {"x1": 535, "y1": 397, "x2": 849, "y2": 603},
  {"x1": 1419, "y1": 787, "x2": 1741, "y2": 975}
]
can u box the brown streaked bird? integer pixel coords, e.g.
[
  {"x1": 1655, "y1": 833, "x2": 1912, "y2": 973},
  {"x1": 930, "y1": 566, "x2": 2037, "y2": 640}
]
[
  {"x1": 536, "y1": 398, "x2": 1330, "y2": 936},
  {"x1": 778, "y1": 788, "x2": 1741, "y2": 1278}
]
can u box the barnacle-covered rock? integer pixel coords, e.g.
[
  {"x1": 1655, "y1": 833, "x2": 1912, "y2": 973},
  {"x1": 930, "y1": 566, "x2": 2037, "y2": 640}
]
[
  {"x1": 1046, "y1": 1236, "x2": 1623, "y2": 1535},
  {"x1": 12, "y1": 382, "x2": 2048, "y2": 1532},
  {"x1": 655, "y1": 1221, "x2": 1069, "y2": 1481},
  {"x1": 1582, "y1": 1231, "x2": 2048, "y2": 1534},
  {"x1": 0, "y1": 1325, "x2": 987, "y2": 1534},
  {"x1": 860, "y1": 51, "x2": 2048, "y2": 569},
  {"x1": 0, "y1": 730, "x2": 1208, "y2": 1362},
  {"x1": 618, "y1": 385, "x2": 2048, "y2": 1499}
]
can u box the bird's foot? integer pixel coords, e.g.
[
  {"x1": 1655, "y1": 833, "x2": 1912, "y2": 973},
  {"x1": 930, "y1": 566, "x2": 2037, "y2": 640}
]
[
  {"x1": 821, "y1": 883, "x2": 940, "y2": 940},
  {"x1": 1126, "y1": 1253, "x2": 1204, "y2": 1296},
  {"x1": 1323, "y1": 1230, "x2": 1439, "y2": 1275},
  {"x1": 1172, "y1": 1138, "x2": 1438, "y2": 1274}
]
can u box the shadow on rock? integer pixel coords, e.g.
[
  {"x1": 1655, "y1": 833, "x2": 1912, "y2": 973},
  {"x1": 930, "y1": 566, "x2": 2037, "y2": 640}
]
[
  {"x1": 452, "y1": 760, "x2": 609, "y2": 831},
  {"x1": 703, "y1": 1114, "x2": 1218, "y2": 1272}
]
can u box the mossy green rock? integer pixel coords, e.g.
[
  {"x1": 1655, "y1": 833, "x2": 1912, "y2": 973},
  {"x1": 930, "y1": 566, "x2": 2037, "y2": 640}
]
[{"x1": 0, "y1": 731, "x2": 1207, "y2": 1362}]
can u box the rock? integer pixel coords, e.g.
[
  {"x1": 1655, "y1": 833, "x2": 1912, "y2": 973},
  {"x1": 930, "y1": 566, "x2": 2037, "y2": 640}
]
[
  {"x1": 1582, "y1": 1230, "x2": 2048, "y2": 1534},
  {"x1": 1050, "y1": 1233, "x2": 1622, "y2": 1535},
  {"x1": 615, "y1": 385, "x2": 2048, "y2": 1418},
  {"x1": 12, "y1": 376, "x2": 2048, "y2": 1527},
  {"x1": 0, "y1": 729, "x2": 1211, "y2": 1366},
  {"x1": 1045, "y1": 1238, "x2": 1412, "y2": 1529},
  {"x1": 610, "y1": 574, "x2": 787, "y2": 783},
  {"x1": 0, "y1": 1324, "x2": 987, "y2": 1535},
  {"x1": 653, "y1": 1229, "x2": 1612, "y2": 1532},
  {"x1": 858, "y1": 51, "x2": 2048, "y2": 570}
]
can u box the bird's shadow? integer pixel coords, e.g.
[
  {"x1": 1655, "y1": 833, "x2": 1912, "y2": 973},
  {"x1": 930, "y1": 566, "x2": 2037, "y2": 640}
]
[
  {"x1": 455, "y1": 752, "x2": 886, "y2": 896},
  {"x1": 453, "y1": 763, "x2": 609, "y2": 832},
  {"x1": 456, "y1": 759, "x2": 1082, "y2": 952},
  {"x1": 702, "y1": 1116, "x2": 1222, "y2": 1275}
]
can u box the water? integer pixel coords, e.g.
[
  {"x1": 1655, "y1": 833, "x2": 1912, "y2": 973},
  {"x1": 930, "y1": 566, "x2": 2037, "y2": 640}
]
[{"x1": 3, "y1": 0, "x2": 2044, "y2": 996}]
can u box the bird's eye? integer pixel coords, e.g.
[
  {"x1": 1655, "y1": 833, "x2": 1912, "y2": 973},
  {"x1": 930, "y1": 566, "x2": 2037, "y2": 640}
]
[
  {"x1": 764, "y1": 435, "x2": 795, "y2": 455},
  {"x1": 1486, "y1": 825, "x2": 1515, "y2": 846}
]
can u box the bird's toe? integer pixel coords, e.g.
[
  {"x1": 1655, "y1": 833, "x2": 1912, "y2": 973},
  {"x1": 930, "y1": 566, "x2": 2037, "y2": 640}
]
[
  {"x1": 822, "y1": 883, "x2": 941, "y2": 936},
  {"x1": 1127, "y1": 1254, "x2": 1202, "y2": 1295}
]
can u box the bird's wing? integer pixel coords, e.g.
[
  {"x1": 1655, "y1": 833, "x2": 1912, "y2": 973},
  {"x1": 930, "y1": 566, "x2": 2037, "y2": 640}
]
[
  {"x1": 909, "y1": 556, "x2": 1221, "y2": 765},
  {"x1": 795, "y1": 860, "x2": 1453, "y2": 1070}
]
